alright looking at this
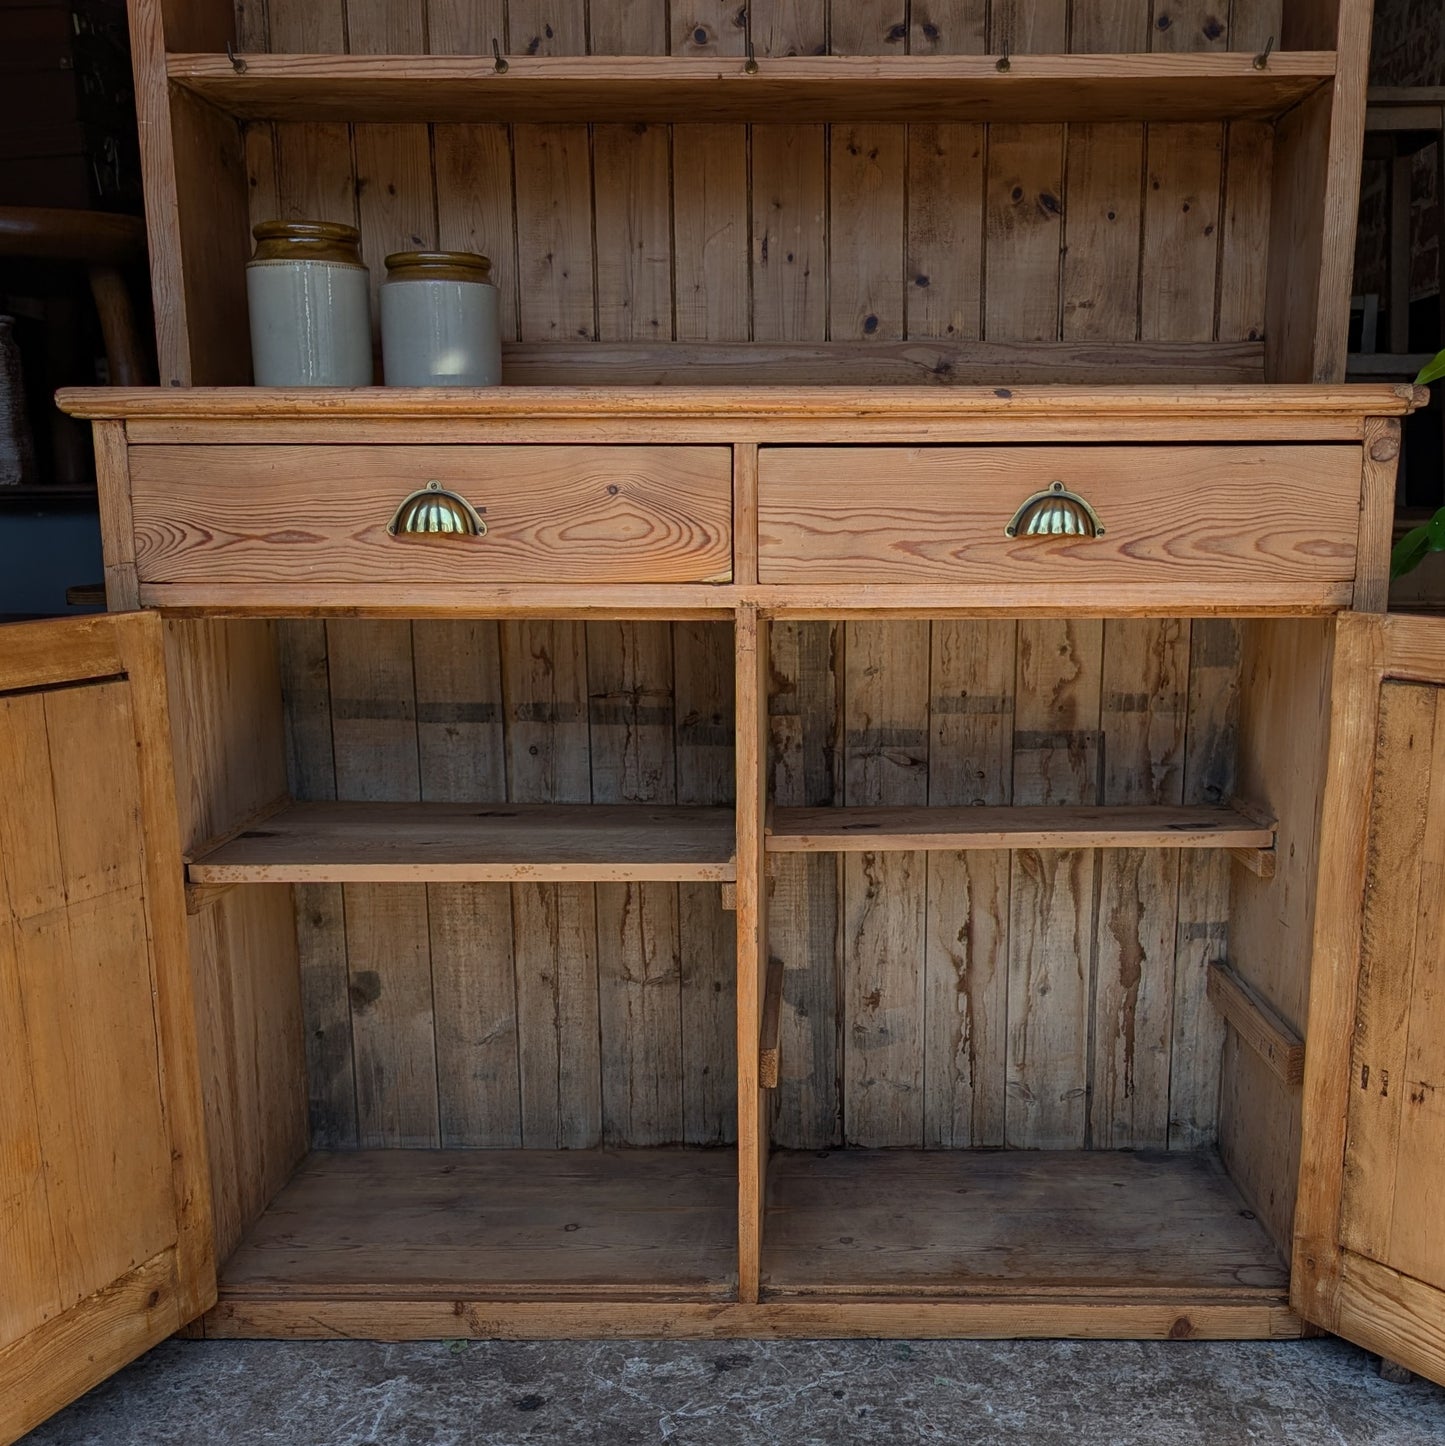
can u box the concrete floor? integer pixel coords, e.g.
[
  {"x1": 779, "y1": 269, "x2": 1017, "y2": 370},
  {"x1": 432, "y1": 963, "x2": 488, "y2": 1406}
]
[{"x1": 21, "y1": 1336, "x2": 1445, "y2": 1445}]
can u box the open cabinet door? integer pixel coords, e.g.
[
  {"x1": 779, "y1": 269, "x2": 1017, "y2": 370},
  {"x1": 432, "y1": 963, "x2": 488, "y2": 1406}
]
[
  {"x1": 0, "y1": 614, "x2": 213, "y2": 1445},
  {"x1": 1295, "y1": 612, "x2": 1445, "y2": 1384}
]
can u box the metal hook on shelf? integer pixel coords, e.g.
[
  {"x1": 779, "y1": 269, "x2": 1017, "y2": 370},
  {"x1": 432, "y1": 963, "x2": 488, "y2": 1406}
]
[
  {"x1": 995, "y1": 48, "x2": 1011, "y2": 72},
  {"x1": 1252, "y1": 34, "x2": 1275, "y2": 70},
  {"x1": 492, "y1": 37, "x2": 509, "y2": 73},
  {"x1": 743, "y1": 5, "x2": 759, "y2": 74},
  {"x1": 225, "y1": 40, "x2": 247, "y2": 74}
]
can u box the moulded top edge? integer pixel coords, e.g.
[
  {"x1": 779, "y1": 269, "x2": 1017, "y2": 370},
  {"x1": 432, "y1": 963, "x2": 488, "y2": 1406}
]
[{"x1": 56, "y1": 384, "x2": 1428, "y2": 421}]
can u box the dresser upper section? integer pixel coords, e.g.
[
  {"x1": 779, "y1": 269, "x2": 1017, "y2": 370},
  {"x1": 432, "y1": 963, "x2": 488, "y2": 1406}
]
[{"x1": 59, "y1": 385, "x2": 1425, "y2": 618}]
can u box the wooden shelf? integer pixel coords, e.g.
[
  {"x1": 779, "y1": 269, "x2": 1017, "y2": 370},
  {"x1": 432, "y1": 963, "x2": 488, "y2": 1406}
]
[
  {"x1": 218, "y1": 1149, "x2": 738, "y2": 1302},
  {"x1": 761, "y1": 1149, "x2": 1289, "y2": 1302},
  {"x1": 766, "y1": 802, "x2": 1275, "y2": 853},
  {"x1": 168, "y1": 51, "x2": 1336, "y2": 125},
  {"x1": 187, "y1": 802, "x2": 737, "y2": 883}
]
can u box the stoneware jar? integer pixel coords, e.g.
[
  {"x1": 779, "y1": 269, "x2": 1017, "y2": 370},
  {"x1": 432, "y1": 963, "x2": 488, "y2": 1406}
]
[
  {"x1": 380, "y1": 250, "x2": 501, "y2": 387},
  {"x1": 246, "y1": 220, "x2": 373, "y2": 387}
]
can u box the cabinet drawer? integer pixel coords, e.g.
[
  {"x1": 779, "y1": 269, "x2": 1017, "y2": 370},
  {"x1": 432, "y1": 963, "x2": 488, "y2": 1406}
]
[
  {"x1": 757, "y1": 446, "x2": 1362, "y2": 589},
  {"x1": 129, "y1": 446, "x2": 733, "y2": 587}
]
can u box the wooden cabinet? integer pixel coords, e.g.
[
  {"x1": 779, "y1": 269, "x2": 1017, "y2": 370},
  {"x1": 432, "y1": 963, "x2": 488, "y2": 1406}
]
[{"x1": 8, "y1": 0, "x2": 1445, "y2": 1440}]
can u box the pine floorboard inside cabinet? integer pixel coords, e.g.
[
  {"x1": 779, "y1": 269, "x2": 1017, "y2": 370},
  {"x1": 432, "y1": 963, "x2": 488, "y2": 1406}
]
[
  {"x1": 218, "y1": 1149, "x2": 739, "y2": 1300},
  {"x1": 760, "y1": 1150, "x2": 1290, "y2": 1300}
]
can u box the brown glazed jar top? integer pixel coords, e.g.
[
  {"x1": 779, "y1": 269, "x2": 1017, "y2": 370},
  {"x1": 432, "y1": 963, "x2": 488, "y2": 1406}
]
[
  {"x1": 251, "y1": 220, "x2": 364, "y2": 266},
  {"x1": 384, "y1": 250, "x2": 494, "y2": 285}
]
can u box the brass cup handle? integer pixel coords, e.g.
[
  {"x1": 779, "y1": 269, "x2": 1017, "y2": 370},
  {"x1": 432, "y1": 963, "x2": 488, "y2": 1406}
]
[
  {"x1": 387, "y1": 480, "x2": 488, "y2": 538},
  {"x1": 1004, "y1": 481, "x2": 1105, "y2": 539}
]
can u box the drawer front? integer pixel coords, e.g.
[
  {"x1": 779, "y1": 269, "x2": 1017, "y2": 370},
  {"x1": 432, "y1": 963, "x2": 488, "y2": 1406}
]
[
  {"x1": 757, "y1": 445, "x2": 1362, "y2": 588},
  {"x1": 129, "y1": 445, "x2": 733, "y2": 586}
]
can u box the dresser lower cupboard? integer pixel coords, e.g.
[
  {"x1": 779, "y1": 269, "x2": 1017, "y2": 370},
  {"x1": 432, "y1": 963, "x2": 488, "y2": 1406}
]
[{"x1": 5, "y1": 385, "x2": 1445, "y2": 1440}]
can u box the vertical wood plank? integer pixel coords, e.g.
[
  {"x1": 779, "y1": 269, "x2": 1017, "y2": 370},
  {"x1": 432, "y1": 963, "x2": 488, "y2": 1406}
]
[
  {"x1": 924, "y1": 620, "x2": 1014, "y2": 1149},
  {"x1": 1141, "y1": 123, "x2": 1224, "y2": 342},
  {"x1": 594, "y1": 123, "x2": 673, "y2": 342},
  {"x1": 275, "y1": 621, "x2": 356, "y2": 1149},
  {"x1": 266, "y1": 1, "x2": 345, "y2": 51},
  {"x1": 589, "y1": 622, "x2": 684, "y2": 1145},
  {"x1": 1169, "y1": 617, "x2": 1240, "y2": 1149},
  {"x1": 0, "y1": 903, "x2": 60, "y2": 1342},
  {"x1": 1072, "y1": 0, "x2": 1151, "y2": 50},
  {"x1": 1007, "y1": 620, "x2": 1102, "y2": 1149},
  {"x1": 752, "y1": 127, "x2": 827, "y2": 341},
  {"x1": 507, "y1": 2, "x2": 587, "y2": 54},
  {"x1": 752, "y1": 0, "x2": 827, "y2": 55},
  {"x1": 427, "y1": 885, "x2": 521, "y2": 1147},
  {"x1": 1229, "y1": 0, "x2": 1283, "y2": 51},
  {"x1": 1217, "y1": 121, "x2": 1273, "y2": 344},
  {"x1": 353, "y1": 123, "x2": 436, "y2": 357},
  {"x1": 905, "y1": 123, "x2": 984, "y2": 342},
  {"x1": 843, "y1": 622, "x2": 929, "y2": 1146},
  {"x1": 676, "y1": 621, "x2": 739, "y2": 1146},
  {"x1": 989, "y1": 2, "x2": 1067, "y2": 52},
  {"x1": 1091, "y1": 618, "x2": 1189, "y2": 1149},
  {"x1": 1340, "y1": 682, "x2": 1437, "y2": 1264},
  {"x1": 590, "y1": 0, "x2": 668, "y2": 53},
  {"x1": 434, "y1": 123, "x2": 521, "y2": 342},
  {"x1": 830, "y1": 0, "x2": 906, "y2": 54},
  {"x1": 911, "y1": 0, "x2": 986, "y2": 53},
  {"x1": 1383, "y1": 690, "x2": 1445, "y2": 1290},
  {"x1": 735, "y1": 603, "x2": 771, "y2": 1302},
  {"x1": 671, "y1": 3, "x2": 748, "y2": 55},
  {"x1": 768, "y1": 620, "x2": 844, "y2": 1150},
  {"x1": 985, "y1": 126, "x2": 1065, "y2": 341},
  {"x1": 413, "y1": 620, "x2": 519, "y2": 1149},
  {"x1": 1061, "y1": 124, "x2": 1144, "y2": 340},
  {"x1": 344, "y1": 0, "x2": 424, "y2": 51},
  {"x1": 502, "y1": 621, "x2": 602, "y2": 1149},
  {"x1": 1150, "y1": 1, "x2": 1231, "y2": 51},
  {"x1": 673, "y1": 126, "x2": 750, "y2": 342},
  {"x1": 830, "y1": 126, "x2": 906, "y2": 340},
  {"x1": 513, "y1": 125, "x2": 596, "y2": 341},
  {"x1": 426, "y1": 0, "x2": 507, "y2": 53},
  {"x1": 328, "y1": 621, "x2": 438, "y2": 1149},
  {"x1": 273, "y1": 122, "x2": 358, "y2": 227}
]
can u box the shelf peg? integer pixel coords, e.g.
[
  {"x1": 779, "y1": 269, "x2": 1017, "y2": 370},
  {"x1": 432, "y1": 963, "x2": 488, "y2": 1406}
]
[
  {"x1": 1252, "y1": 34, "x2": 1275, "y2": 70},
  {"x1": 225, "y1": 40, "x2": 247, "y2": 73},
  {"x1": 492, "y1": 37, "x2": 509, "y2": 73}
]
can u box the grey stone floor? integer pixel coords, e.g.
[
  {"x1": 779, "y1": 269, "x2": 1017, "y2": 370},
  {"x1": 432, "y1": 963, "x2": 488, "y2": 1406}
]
[{"x1": 21, "y1": 1336, "x2": 1445, "y2": 1445}]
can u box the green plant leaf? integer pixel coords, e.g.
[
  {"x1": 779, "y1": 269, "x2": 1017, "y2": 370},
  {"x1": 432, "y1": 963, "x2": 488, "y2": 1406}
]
[
  {"x1": 1415, "y1": 349, "x2": 1445, "y2": 386},
  {"x1": 1392, "y1": 524, "x2": 1432, "y2": 580},
  {"x1": 1429, "y1": 508, "x2": 1445, "y2": 551}
]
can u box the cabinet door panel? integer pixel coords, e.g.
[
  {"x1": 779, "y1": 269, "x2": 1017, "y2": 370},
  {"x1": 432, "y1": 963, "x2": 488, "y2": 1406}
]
[
  {"x1": 1296, "y1": 612, "x2": 1445, "y2": 1383},
  {"x1": 0, "y1": 614, "x2": 212, "y2": 1446}
]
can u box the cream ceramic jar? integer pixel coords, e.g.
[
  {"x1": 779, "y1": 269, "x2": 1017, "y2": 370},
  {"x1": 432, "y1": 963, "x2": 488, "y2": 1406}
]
[
  {"x1": 380, "y1": 250, "x2": 502, "y2": 387},
  {"x1": 246, "y1": 220, "x2": 373, "y2": 387}
]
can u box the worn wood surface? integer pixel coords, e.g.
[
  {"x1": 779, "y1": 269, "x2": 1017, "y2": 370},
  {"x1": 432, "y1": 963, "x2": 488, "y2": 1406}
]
[
  {"x1": 762, "y1": 1147, "x2": 1289, "y2": 1296},
  {"x1": 189, "y1": 802, "x2": 738, "y2": 882},
  {"x1": 0, "y1": 615, "x2": 214, "y2": 1439},
  {"x1": 218, "y1": 1149, "x2": 738, "y2": 1296}
]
